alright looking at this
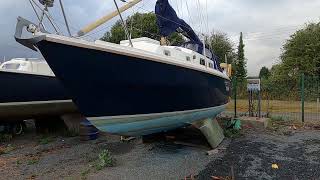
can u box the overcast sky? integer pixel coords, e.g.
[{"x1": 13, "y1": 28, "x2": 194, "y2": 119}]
[{"x1": 0, "y1": 0, "x2": 319, "y2": 75}]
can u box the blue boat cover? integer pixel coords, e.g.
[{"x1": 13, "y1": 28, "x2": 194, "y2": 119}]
[
  {"x1": 155, "y1": 0, "x2": 222, "y2": 71},
  {"x1": 155, "y1": 0, "x2": 202, "y2": 46}
]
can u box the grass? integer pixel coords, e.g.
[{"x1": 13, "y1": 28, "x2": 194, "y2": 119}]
[
  {"x1": 270, "y1": 116, "x2": 286, "y2": 122},
  {"x1": 94, "y1": 149, "x2": 115, "y2": 170},
  {"x1": 227, "y1": 99, "x2": 320, "y2": 113}
]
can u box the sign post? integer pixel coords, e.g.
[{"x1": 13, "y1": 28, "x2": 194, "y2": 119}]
[{"x1": 247, "y1": 78, "x2": 261, "y2": 118}]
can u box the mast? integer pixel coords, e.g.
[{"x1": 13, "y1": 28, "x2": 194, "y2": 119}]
[{"x1": 77, "y1": 0, "x2": 142, "y2": 37}]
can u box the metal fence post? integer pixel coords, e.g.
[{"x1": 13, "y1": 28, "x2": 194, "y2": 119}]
[
  {"x1": 301, "y1": 73, "x2": 305, "y2": 123},
  {"x1": 233, "y1": 77, "x2": 237, "y2": 118}
]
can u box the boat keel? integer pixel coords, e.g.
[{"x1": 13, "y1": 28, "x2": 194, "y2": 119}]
[{"x1": 193, "y1": 118, "x2": 224, "y2": 149}]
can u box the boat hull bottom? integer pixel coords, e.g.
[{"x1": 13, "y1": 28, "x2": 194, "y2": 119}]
[
  {"x1": 0, "y1": 100, "x2": 77, "y2": 122},
  {"x1": 88, "y1": 104, "x2": 227, "y2": 136}
]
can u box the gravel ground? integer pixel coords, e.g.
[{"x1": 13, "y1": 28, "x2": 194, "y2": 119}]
[
  {"x1": 197, "y1": 129, "x2": 320, "y2": 179},
  {"x1": 0, "y1": 125, "x2": 222, "y2": 180},
  {"x1": 1, "y1": 122, "x2": 320, "y2": 180}
]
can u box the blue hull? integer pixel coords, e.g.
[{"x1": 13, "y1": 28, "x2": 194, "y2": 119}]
[
  {"x1": 36, "y1": 39, "x2": 230, "y2": 135},
  {"x1": 0, "y1": 70, "x2": 75, "y2": 121},
  {"x1": 37, "y1": 41, "x2": 230, "y2": 115},
  {"x1": 0, "y1": 71, "x2": 69, "y2": 103}
]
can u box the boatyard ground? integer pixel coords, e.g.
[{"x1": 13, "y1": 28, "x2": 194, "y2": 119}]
[{"x1": 1, "y1": 120, "x2": 320, "y2": 179}]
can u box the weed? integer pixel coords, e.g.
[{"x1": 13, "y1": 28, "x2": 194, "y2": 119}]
[
  {"x1": 95, "y1": 149, "x2": 115, "y2": 170},
  {"x1": 81, "y1": 168, "x2": 91, "y2": 177},
  {"x1": 39, "y1": 136, "x2": 54, "y2": 145},
  {"x1": 27, "y1": 158, "x2": 39, "y2": 165},
  {"x1": 224, "y1": 129, "x2": 242, "y2": 139},
  {"x1": 16, "y1": 160, "x2": 22, "y2": 165}
]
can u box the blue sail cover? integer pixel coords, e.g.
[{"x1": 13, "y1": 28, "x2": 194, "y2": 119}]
[
  {"x1": 155, "y1": 0, "x2": 202, "y2": 47},
  {"x1": 155, "y1": 0, "x2": 222, "y2": 71}
]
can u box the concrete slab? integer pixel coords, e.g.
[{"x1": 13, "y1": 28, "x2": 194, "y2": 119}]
[{"x1": 238, "y1": 117, "x2": 271, "y2": 129}]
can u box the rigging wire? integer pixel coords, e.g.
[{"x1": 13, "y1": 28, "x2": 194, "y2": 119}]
[
  {"x1": 184, "y1": 1, "x2": 193, "y2": 26},
  {"x1": 83, "y1": 0, "x2": 147, "y2": 40},
  {"x1": 244, "y1": 26, "x2": 303, "y2": 38},
  {"x1": 244, "y1": 27, "x2": 303, "y2": 40},
  {"x1": 30, "y1": 0, "x2": 62, "y2": 34},
  {"x1": 205, "y1": 0, "x2": 210, "y2": 35},
  {"x1": 28, "y1": 0, "x2": 47, "y2": 31},
  {"x1": 196, "y1": 0, "x2": 205, "y2": 35},
  {"x1": 179, "y1": 0, "x2": 183, "y2": 20},
  {"x1": 28, "y1": 0, "x2": 305, "y2": 44}
]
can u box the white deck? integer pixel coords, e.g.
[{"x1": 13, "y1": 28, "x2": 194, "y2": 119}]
[{"x1": 44, "y1": 33, "x2": 229, "y2": 80}]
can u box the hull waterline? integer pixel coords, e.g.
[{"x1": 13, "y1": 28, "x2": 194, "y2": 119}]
[{"x1": 88, "y1": 104, "x2": 227, "y2": 136}]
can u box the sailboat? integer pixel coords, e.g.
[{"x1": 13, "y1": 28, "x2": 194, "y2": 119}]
[{"x1": 15, "y1": 0, "x2": 231, "y2": 136}]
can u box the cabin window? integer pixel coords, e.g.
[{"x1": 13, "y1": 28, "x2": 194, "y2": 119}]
[
  {"x1": 164, "y1": 50, "x2": 171, "y2": 56},
  {"x1": 200, "y1": 58, "x2": 206, "y2": 66},
  {"x1": 2, "y1": 63, "x2": 20, "y2": 70},
  {"x1": 193, "y1": 55, "x2": 196, "y2": 59},
  {"x1": 186, "y1": 56, "x2": 191, "y2": 61},
  {"x1": 209, "y1": 62, "x2": 213, "y2": 68}
]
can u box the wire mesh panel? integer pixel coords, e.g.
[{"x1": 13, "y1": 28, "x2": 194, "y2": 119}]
[
  {"x1": 303, "y1": 75, "x2": 320, "y2": 123},
  {"x1": 226, "y1": 74, "x2": 320, "y2": 123}
]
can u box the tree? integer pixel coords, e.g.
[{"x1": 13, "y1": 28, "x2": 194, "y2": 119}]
[
  {"x1": 100, "y1": 12, "x2": 184, "y2": 45},
  {"x1": 235, "y1": 32, "x2": 247, "y2": 83},
  {"x1": 259, "y1": 66, "x2": 270, "y2": 79},
  {"x1": 208, "y1": 32, "x2": 236, "y2": 64},
  {"x1": 280, "y1": 22, "x2": 320, "y2": 78},
  {"x1": 261, "y1": 22, "x2": 320, "y2": 100}
]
